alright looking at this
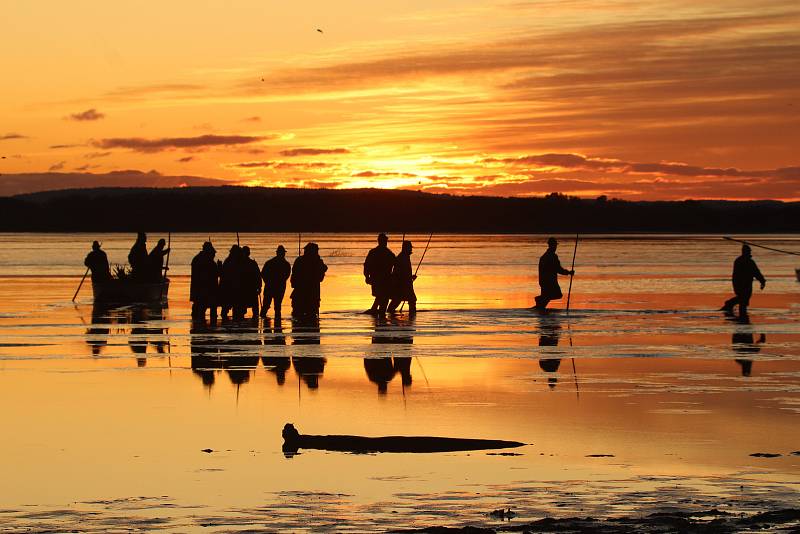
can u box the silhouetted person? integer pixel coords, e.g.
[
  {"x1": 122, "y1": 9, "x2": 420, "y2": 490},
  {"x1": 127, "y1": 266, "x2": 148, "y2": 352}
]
[
  {"x1": 534, "y1": 237, "x2": 573, "y2": 310},
  {"x1": 721, "y1": 244, "x2": 766, "y2": 318},
  {"x1": 147, "y1": 238, "x2": 170, "y2": 282},
  {"x1": 84, "y1": 241, "x2": 111, "y2": 282},
  {"x1": 261, "y1": 245, "x2": 291, "y2": 318},
  {"x1": 290, "y1": 243, "x2": 327, "y2": 319},
  {"x1": 128, "y1": 232, "x2": 148, "y2": 280},
  {"x1": 220, "y1": 245, "x2": 245, "y2": 320},
  {"x1": 363, "y1": 233, "x2": 396, "y2": 315},
  {"x1": 191, "y1": 241, "x2": 220, "y2": 323},
  {"x1": 387, "y1": 240, "x2": 416, "y2": 314},
  {"x1": 242, "y1": 246, "x2": 262, "y2": 319}
]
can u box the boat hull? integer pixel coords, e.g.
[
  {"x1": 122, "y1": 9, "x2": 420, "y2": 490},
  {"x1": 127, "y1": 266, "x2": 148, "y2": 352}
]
[{"x1": 92, "y1": 279, "x2": 169, "y2": 303}]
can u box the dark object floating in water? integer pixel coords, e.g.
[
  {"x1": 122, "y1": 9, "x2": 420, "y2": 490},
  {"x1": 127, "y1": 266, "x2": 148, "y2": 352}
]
[
  {"x1": 489, "y1": 508, "x2": 516, "y2": 520},
  {"x1": 750, "y1": 452, "x2": 782, "y2": 458},
  {"x1": 281, "y1": 423, "x2": 525, "y2": 455},
  {"x1": 791, "y1": 451, "x2": 800, "y2": 456},
  {"x1": 201, "y1": 448, "x2": 213, "y2": 453},
  {"x1": 486, "y1": 452, "x2": 522, "y2": 456},
  {"x1": 586, "y1": 454, "x2": 615, "y2": 457},
  {"x1": 93, "y1": 279, "x2": 169, "y2": 303}
]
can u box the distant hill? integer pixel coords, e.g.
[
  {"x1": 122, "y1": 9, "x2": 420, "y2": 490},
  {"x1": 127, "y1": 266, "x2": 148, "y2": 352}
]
[
  {"x1": 0, "y1": 170, "x2": 226, "y2": 196},
  {"x1": 1, "y1": 186, "x2": 798, "y2": 232}
]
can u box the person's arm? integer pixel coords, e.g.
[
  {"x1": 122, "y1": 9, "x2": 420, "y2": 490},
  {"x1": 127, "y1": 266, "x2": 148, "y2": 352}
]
[
  {"x1": 752, "y1": 260, "x2": 766, "y2": 289},
  {"x1": 84, "y1": 254, "x2": 91, "y2": 268},
  {"x1": 555, "y1": 256, "x2": 572, "y2": 276}
]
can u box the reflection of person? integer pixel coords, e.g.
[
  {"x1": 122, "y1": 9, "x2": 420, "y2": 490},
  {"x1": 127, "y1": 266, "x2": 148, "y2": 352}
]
[
  {"x1": 292, "y1": 316, "x2": 325, "y2": 389},
  {"x1": 534, "y1": 237, "x2": 573, "y2": 310},
  {"x1": 84, "y1": 241, "x2": 111, "y2": 282},
  {"x1": 732, "y1": 320, "x2": 766, "y2": 377},
  {"x1": 261, "y1": 245, "x2": 291, "y2": 319},
  {"x1": 85, "y1": 303, "x2": 111, "y2": 356},
  {"x1": 537, "y1": 312, "x2": 562, "y2": 388},
  {"x1": 387, "y1": 241, "x2": 417, "y2": 314},
  {"x1": 364, "y1": 233, "x2": 395, "y2": 315},
  {"x1": 721, "y1": 244, "x2": 766, "y2": 318},
  {"x1": 290, "y1": 243, "x2": 327, "y2": 318}
]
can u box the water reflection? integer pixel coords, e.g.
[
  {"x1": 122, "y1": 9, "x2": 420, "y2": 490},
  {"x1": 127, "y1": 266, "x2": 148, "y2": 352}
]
[
  {"x1": 262, "y1": 317, "x2": 290, "y2": 385},
  {"x1": 190, "y1": 322, "x2": 260, "y2": 389},
  {"x1": 85, "y1": 303, "x2": 169, "y2": 365},
  {"x1": 537, "y1": 312, "x2": 564, "y2": 389},
  {"x1": 365, "y1": 316, "x2": 415, "y2": 395},
  {"x1": 292, "y1": 317, "x2": 325, "y2": 390},
  {"x1": 731, "y1": 317, "x2": 767, "y2": 377}
]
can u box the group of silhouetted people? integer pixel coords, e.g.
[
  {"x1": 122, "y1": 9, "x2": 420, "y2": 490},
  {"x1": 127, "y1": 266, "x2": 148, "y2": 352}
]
[{"x1": 86, "y1": 233, "x2": 771, "y2": 322}]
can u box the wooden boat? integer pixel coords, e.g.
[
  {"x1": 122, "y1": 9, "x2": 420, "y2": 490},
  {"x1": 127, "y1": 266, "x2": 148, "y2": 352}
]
[{"x1": 92, "y1": 278, "x2": 169, "y2": 303}]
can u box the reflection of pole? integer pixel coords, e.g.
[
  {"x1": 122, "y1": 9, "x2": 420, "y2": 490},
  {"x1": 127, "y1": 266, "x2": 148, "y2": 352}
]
[
  {"x1": 566, "y1": 233, "x2": 579, "y2": 315},
  {"x1": 723, "y1": 236, "x2": 800, "y2": 256},
  {"x1": 72, "y1": 268, "x2": 90, "y2": 302}
]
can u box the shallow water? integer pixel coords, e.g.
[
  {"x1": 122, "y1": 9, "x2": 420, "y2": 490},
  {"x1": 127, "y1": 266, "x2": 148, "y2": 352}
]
[{"x1": 0, "y1": 233, "x2": 798, "y2": 532}]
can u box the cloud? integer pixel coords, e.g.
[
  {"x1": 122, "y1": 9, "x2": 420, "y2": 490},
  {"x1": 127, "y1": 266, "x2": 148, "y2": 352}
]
[
  {"x1": 279, "y1": 148, "x2": 350, "y2": 157},
  {"x1": 84, "y1": 151, "x2": 111, "y2": 159},
  {"x1": 352, "y1": 170, "x2": 419, "y2": 178},
  {"x1": 49, "y1": 143, "x2": 84, "y2": 149},
  {"x1": 1, "y1": 133, "x2": 27, "y2": 141},
  {"x1": 230, "y1": 160, "x2": 335, "y2": 170},
  {"x1": 49, "y1": 161, "x2": 66, "y2": 171},
  {"x1": 177, "y1": 156, "x2": 195, "y2": 163},
  {"x1": 243, "y1": 116, "x2": 261, "y2": 122},
  {"x1": 68, "y1": 108, "x2": 105, "y2": 122},
  {"x1": 93, "y1": 134, "x2": 269, "y2": 153}
]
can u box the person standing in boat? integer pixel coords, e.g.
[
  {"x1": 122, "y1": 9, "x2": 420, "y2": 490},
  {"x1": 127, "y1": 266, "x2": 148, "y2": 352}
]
[
  {"x1": 721, "y1": 244, "x2": 766, "y2": 318},
  {"x1": 147, "y1": 238, "x2": 170, "y2": 282},
  {"x1": 363, "y1": 233, "x2": 396, "y2": 315},
  {"x1": 260, "y1": 245, "x2": 291, "y2": 319},
  {"x1": 84, "y1": 240, "x2": 111, "y2": 282},
  {"x1": 190, "y1": 241, "x2": 220, "y2": 323},
  {"x1": 242, "y1": 246, "x2": 262, "y2": 319},
  {"x1": 534, "y1": 237, "x2": 574, "y2": 310},
  {"x1": 290, "y1": 242, "x2": 327, "y2": 318},
  {"x1": 387, "y1": 240, "x2": 416, "y2": 314},
  {"x1": 128, "y1": 232, "x2": 148, "y2": 280}
]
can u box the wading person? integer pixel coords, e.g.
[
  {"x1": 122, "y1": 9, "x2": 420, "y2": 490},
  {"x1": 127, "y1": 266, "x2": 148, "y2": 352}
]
[
  {"x1": 534, "y1": 237, "x2": 574, "y2": 310},
  {"x1": 242, "y1": 246, "x2": 262, "y2": 319},
  {"x1": 219, "y1": 245, "x2": 244, "y2": 320},
  {"x1": 147, "y1": 238, "x2": 170, "y2": 282},
  {"x1": 128, "y1": 232, "x2": 148, "y2": 280},
  {"x1": 190, "y1": 241, "x2": 220, "y2": 323},
  {"x1": 261, "y1": 245, "x2": 291, "y2": 318},
  {"x1": 290, "y1": 243, "x2": 328, "y2": 319},
  {"x1": 363, "y1": 233, "x2": 395, "y2": 315},
  {"x1": 387, "y1": 240, "x2": 416, "y2": 314},
  {"x1": 721, "y1": 244, "x2": 766, "y2": 318},
  {"x1": 84, "y1": 241, "x2": 111, "y2": 282}
]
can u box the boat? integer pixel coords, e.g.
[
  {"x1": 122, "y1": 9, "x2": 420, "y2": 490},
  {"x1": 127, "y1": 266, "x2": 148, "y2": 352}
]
[{"x1": 92, "y1": 278, "x2": 169, "y2": 303}]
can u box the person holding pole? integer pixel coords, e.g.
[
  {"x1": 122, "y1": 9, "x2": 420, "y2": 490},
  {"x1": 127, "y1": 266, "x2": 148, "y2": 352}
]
[
  {"x1": 534, "y1": 237, "x2": 574, "y2": 311},
  {"x1": 363, "y1": 233, "x2": 396, "y2": 315},
  {"x1": 721, "y1": 244, "x2": 766, "y2": 319},
  {"x1": 84, "y1": 241, "x2": 111, "y2": 282},
  {"x1": 387, "y1": 240, "x2": 417, "y2": 315}
]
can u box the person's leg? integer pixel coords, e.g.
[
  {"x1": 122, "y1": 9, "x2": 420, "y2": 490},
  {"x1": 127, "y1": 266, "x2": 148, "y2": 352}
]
[
  {"x1": 274, "y1": 290, "x2": 284, "y2": 317},
  {"x1": 387, "y1": 298, "x2": 400, "y2": 313},
  {"x1": 721, "y1": 295, "x2": 738, "y2": 312}
]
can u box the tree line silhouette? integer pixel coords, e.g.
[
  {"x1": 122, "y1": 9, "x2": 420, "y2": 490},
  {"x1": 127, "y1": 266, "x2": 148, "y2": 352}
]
[{"x1": 1, "y1": 186, "x2": 798, "y2": 232}]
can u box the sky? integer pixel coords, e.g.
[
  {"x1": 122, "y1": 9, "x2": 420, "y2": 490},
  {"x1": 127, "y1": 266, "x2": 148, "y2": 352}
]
[{"x1": 0, "y1": 0, "x2": 798, "y2": 200}]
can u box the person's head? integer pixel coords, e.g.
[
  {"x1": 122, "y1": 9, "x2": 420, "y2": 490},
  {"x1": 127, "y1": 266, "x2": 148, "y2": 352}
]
[
  {"x1": 304, "y1": 242, "x2": 319, "y2": 256},
  {"x1": 276, "y1": 245, "x2": 286, "y2": 257},
  {"x1": 402, "y1": 240, "x2": 413, "y2": 254},
  {"x1": 137, "y1": 232, "x2": 146, "y2": 242},
  {"x1": 547, "y1": 237, "x2": 558, "y2": 250},
  {"x1": 91, "y1": 240, "x2": 101, "y2": 251},
  {"x1": 157, "y1": 238, "x2": 166, "y2": 248},
  {"x1": 742, "y1": 244, "x2": 751, "y2": 257},
  {"x1": 230, "y1": 245, "x2": 240, "y2": 257},
  {"x1": 242, "y1": 245, "x2": 251, "y2": 258},
  {"x1": 378, "y1": 233, "x2": 388, "y2": 246},
  {"x1": 202, "y1": 241, "x2": 216, "y2": 256}
]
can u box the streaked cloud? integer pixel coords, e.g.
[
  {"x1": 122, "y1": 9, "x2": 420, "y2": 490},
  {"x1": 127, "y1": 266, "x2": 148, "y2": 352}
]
[
  {"x1": 93, "y1": 134, "x2": 270, "y2": 153},
  {"x1": 279, "y1": 148, "x2": 351, "y2": 157},
  {"x1": 68, "y1": 108, "x2": 105, "y2": 122},
  {"x1": 1, "y1": 133, "x2": 27, "y2": 141},
  {"x1": 48, "y1": 161, "x2": 66, "y2": 171}
]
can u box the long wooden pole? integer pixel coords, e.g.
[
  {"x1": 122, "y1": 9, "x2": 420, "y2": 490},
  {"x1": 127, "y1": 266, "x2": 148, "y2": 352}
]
[
  {"x1": 565, "y1": 233, "x2": 579, "y2": 315},
  {"x1": 298, "y1": 233, "x2": 301, "y2": 257},
  {"x1": 163, "y1": 232, "x2": 171, "y2": 280},
  {"x1": 236, "y1": 232, "x2": 240, "y2": 247},
  {"x1": 723, "y1": 236, "x2": 800, "y2": 257},
  {"x1": 72, "y1": 268, "x2": 90, "y2": 302},
  {"x1": 414, "y1": 233, "x2": 433, "y2": 276}
]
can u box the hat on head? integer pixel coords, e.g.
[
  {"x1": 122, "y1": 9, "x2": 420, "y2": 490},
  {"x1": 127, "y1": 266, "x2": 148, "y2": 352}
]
[
  {"x1": 742, "y1": 244, "x2": 751, "y2": 255},
  {"x1": 202, "y1": 241, "x2": 215, "y2": 253},
  {"x1": 92, "y1": 240, "x2": 101, "y2": 250},
  {"x1": 276, "y1": 245, "x2": 286, "y2": 254},
  {"x1": 547, "y1": 237, "x2": 558, "y2": 246}
]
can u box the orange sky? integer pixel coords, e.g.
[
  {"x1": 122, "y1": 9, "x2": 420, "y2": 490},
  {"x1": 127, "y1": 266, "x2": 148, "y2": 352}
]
[{"x1": 0, "y1": 0, "x2": 798, "y2": 200}]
